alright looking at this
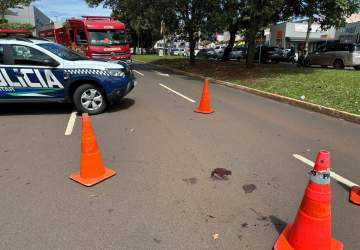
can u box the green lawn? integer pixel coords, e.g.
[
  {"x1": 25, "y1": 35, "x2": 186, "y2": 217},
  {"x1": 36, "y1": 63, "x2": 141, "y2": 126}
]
[
  {"x1": 133, "y1": 55, "x2": 360, "y2": 115},
  {"x1": 133, "y1": 54, "x2": 184, "y2": 63}
]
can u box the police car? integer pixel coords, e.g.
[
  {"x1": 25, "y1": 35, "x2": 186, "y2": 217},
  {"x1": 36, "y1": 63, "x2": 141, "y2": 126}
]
[{"x1": 0, "y1": 36, "x2": 135, "y2": 114}]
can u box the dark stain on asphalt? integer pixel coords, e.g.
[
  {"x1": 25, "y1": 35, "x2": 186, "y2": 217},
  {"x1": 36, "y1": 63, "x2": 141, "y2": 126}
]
[
  {"x1": 182, "y1": 177, "x2": 198, "y2": 184},
  {"x1": 207, "y1": 215, "x2": 216, "y2": 219},
  {"x1": 3, "y1": 149, "x2": 9, "y2": 153},
  {"x1": 153, "y1": 238, "x2": 161, "y2": 244},
  {"x1": 242, "y1": 184, "x2": 257, "y2": 194},
  {"x1": 241, "y1": 222, "x2": 248, "y2": 228},
  {"x1": 238, "y1": 235, "x2": 243, "y2": 241},
  {"x1": 250, "y1": 208, "x2": 269, "y2": 222},
  {"x1": 108, "y1": 209, "x2": 114, "y2": 213},
  {"x1": 89, "y1": 201, "x2": 93, "y2": 206},
  {"x1": 26, "y1": 182, "x2": 31, "y2": 185}
]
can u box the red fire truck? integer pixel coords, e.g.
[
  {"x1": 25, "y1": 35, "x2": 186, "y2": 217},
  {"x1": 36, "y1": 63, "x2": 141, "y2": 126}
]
[{"x1": 39, "y1": 16, "x2": 131, "y2": 63}]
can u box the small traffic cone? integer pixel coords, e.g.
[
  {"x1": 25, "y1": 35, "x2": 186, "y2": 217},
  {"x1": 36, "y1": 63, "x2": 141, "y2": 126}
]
[
  {"x1": 69, "y1": 113, "x2": 116, "y2": 187},
  {"x1": 194, "y1": 79, "x2": 214, "y2": 114},
  {"x1": 274, "y1": 150, "x2": 343, "y2": 250},
  {"x1": 350, "y1": 186, "x2": 360, "y2": 205}
]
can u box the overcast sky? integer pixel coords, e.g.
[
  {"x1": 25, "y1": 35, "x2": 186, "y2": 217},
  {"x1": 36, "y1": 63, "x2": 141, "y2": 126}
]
[{"x1": 34, "y1": 0, "x2": 112, "y2": 22}]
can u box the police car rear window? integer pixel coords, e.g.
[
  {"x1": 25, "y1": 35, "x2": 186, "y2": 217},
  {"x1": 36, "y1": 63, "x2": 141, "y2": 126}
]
[
  {"x1": 0, "y1": 46, "x2": 3, "y2": 64},
  {"x1": 38, "y1": 43, "x2": 87, "y2": 61}
]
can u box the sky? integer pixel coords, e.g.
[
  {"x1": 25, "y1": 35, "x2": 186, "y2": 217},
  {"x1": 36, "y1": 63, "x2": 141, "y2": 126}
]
[{"x1": 34, "y1": 0, "x2": 112, "y2": 22}]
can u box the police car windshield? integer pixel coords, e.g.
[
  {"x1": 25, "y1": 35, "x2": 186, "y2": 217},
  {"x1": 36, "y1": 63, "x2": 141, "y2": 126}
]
[
  {"x1": 38, "y1": 43, "x2": 87, "y2": 61},
  {"x1": 88, "y1": 30, "x2": 127, "y2": 46}
]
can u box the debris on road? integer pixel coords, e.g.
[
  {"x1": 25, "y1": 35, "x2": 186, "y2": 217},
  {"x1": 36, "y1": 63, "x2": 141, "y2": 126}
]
[
  {"x1": 242, "y1": 184, "x2": 257, "y2": 194},
  {"x1": 212, "y1": 233, "x2": 219, "y2": 240},
  {"x1": 211, "y1": 168, "x2": 232, "y2": 179}
]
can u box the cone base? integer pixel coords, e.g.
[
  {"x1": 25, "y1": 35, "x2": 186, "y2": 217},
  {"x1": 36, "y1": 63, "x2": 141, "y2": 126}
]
[
  {"x1": 194, "y1": 108, "x2": 215, "y2": 114},
  {"x1": 274, "y1": 224, "x2": 343, "y2": 250},
  {"x1": 69, "y1": 167, "x2": 116, "y2": 187},
  {"x1": 350, "y1": 186, "x2": 360, "y2": 205}
]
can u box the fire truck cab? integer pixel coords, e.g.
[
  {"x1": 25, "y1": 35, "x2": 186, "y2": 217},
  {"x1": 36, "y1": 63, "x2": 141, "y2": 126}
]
[{"x1": 54, "y1": 16, "x2": 131, "y2": 63}]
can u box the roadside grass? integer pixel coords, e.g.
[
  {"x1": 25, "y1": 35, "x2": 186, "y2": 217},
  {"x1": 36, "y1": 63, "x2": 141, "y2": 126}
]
[{"x1": 133, "y1": 55, "x2": 360, "y2": 115}]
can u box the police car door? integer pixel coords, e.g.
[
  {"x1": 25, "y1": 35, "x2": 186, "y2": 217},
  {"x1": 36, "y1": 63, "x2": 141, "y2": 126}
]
[{"x1": 0, "y1": 44, "x2": 64, "y2": 100}]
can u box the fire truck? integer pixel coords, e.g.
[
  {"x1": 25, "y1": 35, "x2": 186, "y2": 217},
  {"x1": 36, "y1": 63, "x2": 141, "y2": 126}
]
[{"x1": 39, "y1": 16, "x2": 131, "y2": 63}]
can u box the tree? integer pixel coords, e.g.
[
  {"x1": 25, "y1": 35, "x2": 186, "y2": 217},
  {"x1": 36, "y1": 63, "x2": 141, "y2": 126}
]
[
  {"x1": 212, "y1": 0, "x2": 243, "y2": 61},
  {"x1": 170, "y1": 0, "x2": 219, "y2": 63},
  {"x1": 285, "y1": 0, "x2": 359, "y2": 55},
  {"x1": 240, "y1": 0, "x2": 284, "y2": 66},
  {"x1": 0, "y1": 0, "x2": 34, "y2": 21}
]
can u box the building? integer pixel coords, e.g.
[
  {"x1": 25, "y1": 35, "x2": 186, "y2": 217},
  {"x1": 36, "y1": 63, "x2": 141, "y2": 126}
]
[
  {"x1": 4, "y1": 4, "x2": 53, "y2": 35},
  {"x1": 269, "y1": 20, "x2": 336, "y2": 52},
  {"x1": 335, "y1": 14, "x2": 360, "y2": 43}
]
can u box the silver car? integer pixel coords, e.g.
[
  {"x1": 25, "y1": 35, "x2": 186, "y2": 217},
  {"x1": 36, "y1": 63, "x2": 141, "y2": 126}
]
[{"x1": 305, "y1": 43, "x2": 360, "y2": 70}]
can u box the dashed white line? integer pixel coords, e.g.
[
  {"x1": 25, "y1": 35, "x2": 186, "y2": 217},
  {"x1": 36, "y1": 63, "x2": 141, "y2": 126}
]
[
  {"x1": 159, "y1": 83, "x2": 196, "y2": 103},
  {"x1": 153, "y1": 70, "x2": 170, "y2": 77},
  {"x1": 293, "y1": 154, "x2": 359, "y2": 187},
  {"x1": 133, "y1": 70, "x2": 144, "y2": 76},
  {"x1": 65, "y1": 111, "x2": 77, "y2": 136}
]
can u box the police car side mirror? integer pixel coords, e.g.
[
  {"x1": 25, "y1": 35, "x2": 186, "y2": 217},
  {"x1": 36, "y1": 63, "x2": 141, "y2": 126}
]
[{"x1": 44, "y1": 59, "x2": 60, "y2": 67}]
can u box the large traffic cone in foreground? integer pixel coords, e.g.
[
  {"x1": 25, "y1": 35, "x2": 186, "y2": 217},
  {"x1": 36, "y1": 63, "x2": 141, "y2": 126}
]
[
  {"x1": 194, "y1": 79, "x2": 214, "y2": 114},
  {"x1": 70, "y1": 113, "x2": 116, "y2": 187},
  {"x1": 350, "y1": 186, "x2": 360, "y2": 205},
  {"x1": 274, "y1": 150, "x2": 343, "y2": 250}
]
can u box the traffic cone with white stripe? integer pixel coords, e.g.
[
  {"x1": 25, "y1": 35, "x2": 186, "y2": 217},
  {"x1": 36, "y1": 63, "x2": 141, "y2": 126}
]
[
  {"x1": 274, "y1": 150, "x2": 343, "y2": 250},
  {"x1": 69, "y1": 113, "x2": 116, "y2": 187}
]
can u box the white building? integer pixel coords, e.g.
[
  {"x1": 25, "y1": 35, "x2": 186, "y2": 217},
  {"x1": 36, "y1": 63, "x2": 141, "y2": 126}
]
[
  {"x1": 4, "y1": 4, "x2": 52, "y2": 35},
  {"x1": 269, "y1": 20, "x2": 336, "y2": 52}
]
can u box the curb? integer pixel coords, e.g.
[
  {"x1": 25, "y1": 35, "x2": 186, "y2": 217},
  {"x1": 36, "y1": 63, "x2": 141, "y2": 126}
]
[{"x1": 134, "y1": 59, "x2": 360, "y2": 125}]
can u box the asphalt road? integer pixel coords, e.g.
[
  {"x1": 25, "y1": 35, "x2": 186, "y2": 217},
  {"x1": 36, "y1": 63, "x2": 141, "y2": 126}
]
[{"x1": 1, "y1": 62, "x2": 360, "y2": 249}]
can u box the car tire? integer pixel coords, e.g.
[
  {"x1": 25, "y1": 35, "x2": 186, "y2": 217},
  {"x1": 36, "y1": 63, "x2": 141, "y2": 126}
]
[
  {"x1": 333, "y1": 59, "x2": 344, "y2": 69},
  {"x1": 73, "y1": 84, "x2": 107, "y2": 115},
  {"x1": 354, "y1": 66, "x2": 360, "y2": 70},
  {"x1": 321, "y1": 65, "x2": 328, "y2": 68}
]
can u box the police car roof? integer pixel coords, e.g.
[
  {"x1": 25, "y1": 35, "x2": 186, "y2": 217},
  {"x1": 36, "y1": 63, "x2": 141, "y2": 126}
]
[{"x1": 0, "y1": 35, "x2": 51, "y2": 44}]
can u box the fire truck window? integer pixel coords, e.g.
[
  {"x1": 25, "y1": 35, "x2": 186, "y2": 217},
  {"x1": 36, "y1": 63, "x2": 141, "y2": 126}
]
[
  {"x1": 11, "y1": 45, "x2": 55, "y2": 66},
  {"x1": 76, "y1": 31, "x2": 88, "y2": 45},
  {"x1": 88, "y1": 30, "x2": 127, "y2": 46}
]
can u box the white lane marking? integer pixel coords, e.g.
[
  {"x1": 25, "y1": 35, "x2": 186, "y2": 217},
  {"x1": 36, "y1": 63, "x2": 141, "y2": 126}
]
[
  {"x1": 293, "y1": 154, "x2": 359, "y2": 187},
  {"x1": 65, "y1": 111, "x2": 77, "y2": 136},
  {"x1": 153, "y1": 70, "x2": 170, "y2": 77},
  {"x1": 133, "y1": 70, "x2": 144, "y2": 76},
  {"x1": 159, "y1": 83, "x2": 196, "y2": 103}
]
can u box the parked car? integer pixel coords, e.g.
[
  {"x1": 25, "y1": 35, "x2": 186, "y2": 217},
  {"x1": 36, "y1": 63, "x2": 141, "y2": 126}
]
[
  {"x1": 196, "y1": 48, "x2": 217, "y2": 59},
  {"x1": 252, "y1": 46, "x2": 282, "y2": 63},
  {"x1": 304, "y1": 43, "x2": 360, "y2": 69},
  {"x1": 230, "y1": 46, "x2": 247, "y2": 60}
]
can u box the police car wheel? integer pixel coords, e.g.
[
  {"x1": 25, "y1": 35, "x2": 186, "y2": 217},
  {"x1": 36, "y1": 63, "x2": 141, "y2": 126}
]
[{"x1": 73, "y1": 84, "x2": 107, "y2": 115}]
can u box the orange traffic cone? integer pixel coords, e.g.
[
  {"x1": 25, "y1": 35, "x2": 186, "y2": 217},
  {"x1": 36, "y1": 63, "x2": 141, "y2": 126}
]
[
  {"x1": 69, "y1": 113, "x2": 116, "y2": 187},
  {"x1": 274, "y1": 150, "x2": 343, "y2": 250},
  {"x1": 194, "y1": 79, "x2": 214, "y2": 114},
  {"x1": 350, "y1": 186, "x2": 360, "y2": 205}
]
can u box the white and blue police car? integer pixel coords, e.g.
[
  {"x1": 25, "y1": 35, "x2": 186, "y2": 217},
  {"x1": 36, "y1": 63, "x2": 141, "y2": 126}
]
[{"x1": 0, "y1": 36, "x2": 135, "y2": 114}]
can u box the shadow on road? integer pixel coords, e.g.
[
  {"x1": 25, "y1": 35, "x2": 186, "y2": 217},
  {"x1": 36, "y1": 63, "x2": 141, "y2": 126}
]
[
  {"x1": 269, "y1": 215, "x2": 288, "y2": 234},
  {"x1": 107, "y1": 98, "x2": 135, "y2": 113},
  {"x1": 0, "y1": 103, "x2": 73, "y2": 116}
]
